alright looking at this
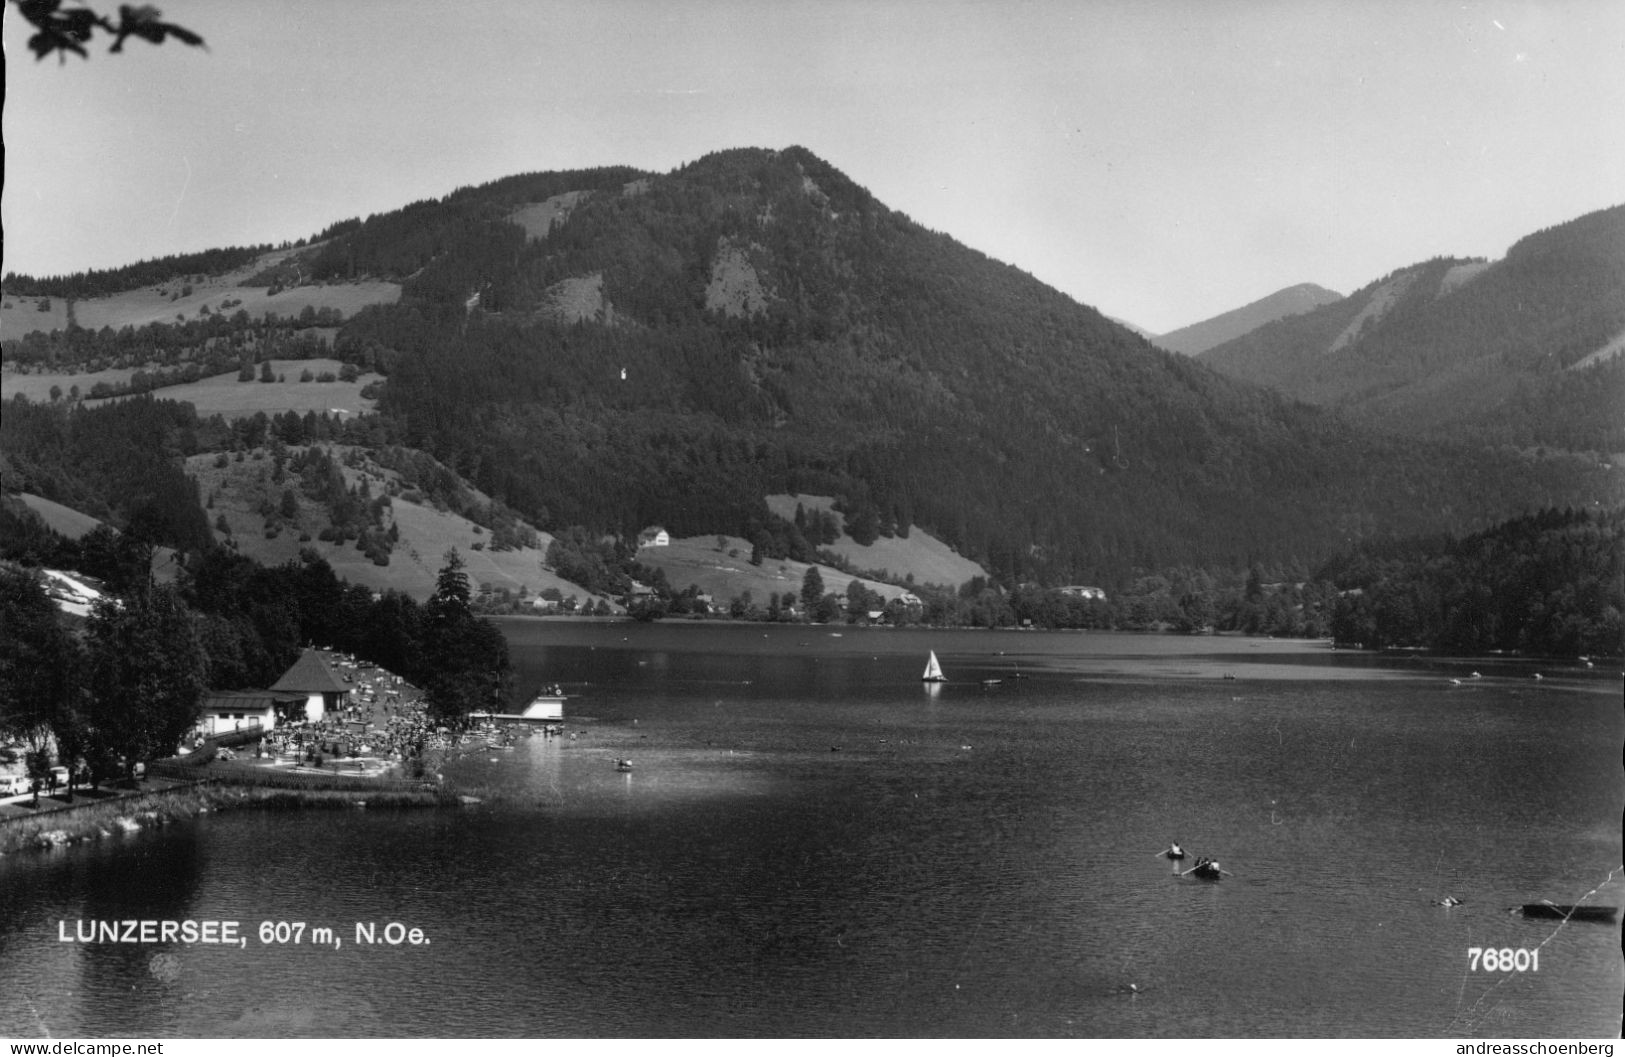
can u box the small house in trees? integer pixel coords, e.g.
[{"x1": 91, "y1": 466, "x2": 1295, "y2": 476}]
[
  {"x1": 268, "y1": 648, "x2": 350, "y2": 722},
  {"x1": 637, "y1": 527, "x2": 671, "y2": 548},
  {"x1": 1059, "y1": 585, "x2": 1108, "y2": 601}
]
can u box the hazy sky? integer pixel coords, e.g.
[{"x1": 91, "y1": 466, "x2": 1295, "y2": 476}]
[{"x1": 4, "y1": 0, "x2": 1622, "y2": 333}]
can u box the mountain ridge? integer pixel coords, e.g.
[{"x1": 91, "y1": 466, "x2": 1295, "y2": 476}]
[
  {"x1": 4, "y1": 148, "x2": 1618, "y2": 590},
  {"x1": 1156, "y1": 283, "x2": 1343, "y2": 355},
  {"x1": 1197, "y1": 204, "x2": 1625, "y2": 452}
]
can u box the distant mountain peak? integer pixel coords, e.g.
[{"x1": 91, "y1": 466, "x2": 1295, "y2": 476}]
[
  {"x1": 1196, "y1": 204, "x2": 1625, "y2": 451},
  {"x1": 1157, "y1": 283, "x2": 1342, "y2": 356}
]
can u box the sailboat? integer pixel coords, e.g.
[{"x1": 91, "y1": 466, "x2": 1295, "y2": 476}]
[{"x1": 922, "y1": 651, "x2": 946, "y2": 683}]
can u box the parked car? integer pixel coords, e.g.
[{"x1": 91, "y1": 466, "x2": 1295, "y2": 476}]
[{"x1": 0, "y1": 774, "x2": 34, "y2": 796}]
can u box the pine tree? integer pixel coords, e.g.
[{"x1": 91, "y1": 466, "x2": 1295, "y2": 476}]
[
  {"x1": 421, "y1": 550, "x2": 510, "y2": 730},
  {"x1": 800, "y1": 566, "x2": 825, "y2": 613}
]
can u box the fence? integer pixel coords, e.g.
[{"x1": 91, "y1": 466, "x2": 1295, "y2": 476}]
[{"x1": 211, "y1": 725, "x2": 265, "y2": 749}]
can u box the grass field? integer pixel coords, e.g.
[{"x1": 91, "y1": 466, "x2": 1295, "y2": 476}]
[
  {"x1": 636, "y1": 511, "x2": 985, "y2": 607},
  {"x1": 2, "y1": 366, "x2": 149, "y2": 403},
  {"x1": 764, "y1": 493, "x2": 986, "y2": 587},
  {"x1": 509, "y1": 193, "x2": 589, "y2": 240},
  {"x1": 633, "y1": 534, "x2": 907, "y2": 608},
  {"x1": 1, "y1": 245, "x2": 399, "y2": 339},
  {"x1": 104, "y1": 360, "x2": 382, "y2": 420},
  {"x1": 188, "y1": 446, "x2": 616, "y2": 607},
  {"x1": 16, "y1": 493, "x2": 103, "y2": 539},
  {"x1": 3, "y1": 360, "x2": 383, "y2": 420}
]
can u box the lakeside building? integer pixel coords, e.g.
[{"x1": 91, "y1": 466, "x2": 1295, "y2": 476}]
[
  {"x1": 267, "y1": 647, "x2": 350, "y2": 723},
  {"x1": 197, "y1": 691, "x2": 303, "y2": 736}
]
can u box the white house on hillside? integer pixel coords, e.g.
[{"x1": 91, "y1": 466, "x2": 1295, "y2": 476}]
[{"x1": 637, "y1": 526, "x2": 670, "y2": 548}]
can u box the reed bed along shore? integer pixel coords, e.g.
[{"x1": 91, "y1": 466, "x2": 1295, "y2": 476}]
[{"x1": 0, "y1": 782, "x2": 458, "y2": 857}]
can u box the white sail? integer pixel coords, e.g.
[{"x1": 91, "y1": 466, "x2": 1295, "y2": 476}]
[{"x1": 922, "y1": 651, "x2": 945, "y2": 682}]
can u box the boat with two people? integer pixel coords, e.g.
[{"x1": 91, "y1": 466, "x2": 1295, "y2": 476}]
[
  {"x1": 922, "y1": 651, "x2": 946, "y2": 683},
  {"x1": 1182, "y1": 856, "x2": 1232, "y2": 881}
]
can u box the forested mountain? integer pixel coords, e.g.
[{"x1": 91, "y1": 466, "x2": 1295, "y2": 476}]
[
  {"x1": 5, "y1": 149, "x2": 1619, "y2": 588},
  {"x1": 296, "y1": 147, "x2": 1612, "y2": 583},
  {"x1": 1198, "y1": 205, "x2": 1625, "y2": 452},
  {"x1": 1156, "y1": 283, "x2": 1342, "y2": 356}
]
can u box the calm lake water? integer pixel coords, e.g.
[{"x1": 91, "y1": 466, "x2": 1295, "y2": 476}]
[{"x1": 2, "y1": 623, "x2": 1620, "y2": 1038}]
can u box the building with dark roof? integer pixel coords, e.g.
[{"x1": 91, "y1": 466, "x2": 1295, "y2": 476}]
[{"x1": 268, "y1": 648, "x2": 350, "y2": 722}]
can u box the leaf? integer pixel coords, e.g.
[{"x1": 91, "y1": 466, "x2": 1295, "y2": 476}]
[
  {"x1": 22, "y1": 5, "x2": 100, "y2": 61},
  {"x1": 110, "y1": 6, "x2": 205, "y2": 51}
]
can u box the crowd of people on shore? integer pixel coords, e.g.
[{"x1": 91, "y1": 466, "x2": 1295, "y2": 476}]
[{"x1": 248, "y1": 652, "x2": 549, "y2": 777}]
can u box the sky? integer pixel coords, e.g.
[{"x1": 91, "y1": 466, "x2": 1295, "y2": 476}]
[{"x1": 4, "y1": 0, "x2": 1622, "y2": 334}]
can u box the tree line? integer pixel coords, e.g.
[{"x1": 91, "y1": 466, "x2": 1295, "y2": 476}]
[
  {"x1": 1323, "y1": 507, "x2": 1623, "y2": 657},
  {"x1": 0, "y1": 548, "x2": 510, "y2": 797}
]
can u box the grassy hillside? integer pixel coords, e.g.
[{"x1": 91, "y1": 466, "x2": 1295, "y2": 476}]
[
  {"x1": 1, "y1": 246, "x2": 400, "y2": 338},
  {"x1": 764, "y1": 494, "x2": 986, "y2": 587},
  {"x1": 634, "y1": 490, "x2": 987, "y2": 607},
  {"x1": 188, "y1": 444, "x2": 616, "y2": 606},
  {"x1": 634, "y1": 534, "x2": 916, "y2": 608},
  {"x1": 17, "y1": 492, "x2": 103, "y2": 539},
  {"x1": 4, "y1": 360, "x2": 383, "y2": 420}
]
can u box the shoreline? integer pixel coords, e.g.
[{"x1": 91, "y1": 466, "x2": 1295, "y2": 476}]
[{"x1": 0, "y1": 781, "x2": 456, "y2": 858}]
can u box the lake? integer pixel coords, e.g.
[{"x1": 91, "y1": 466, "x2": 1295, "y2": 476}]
[{"x1": 1, "y1": 623, "x2": 1619, "y2": 1038}]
